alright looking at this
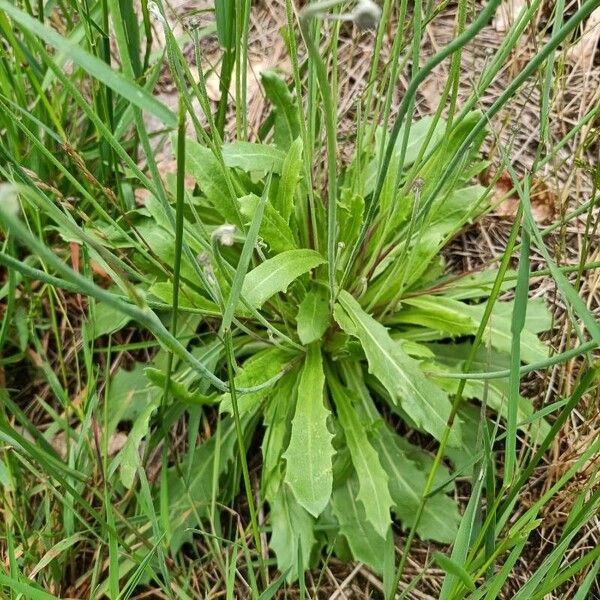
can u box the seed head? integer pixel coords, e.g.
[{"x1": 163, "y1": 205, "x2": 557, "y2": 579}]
[
  {"x1": 352, "y1": 0, "x2": 382, "y2": 30},
  {"x1": 214, "y1": 224, "x2": 236, "y2": 247}
]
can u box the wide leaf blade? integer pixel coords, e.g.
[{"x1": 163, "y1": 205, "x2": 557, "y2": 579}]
[
  {"x1": 184, "y1": 139, "x2": 241, "y2": 226},
  {"x1": 261, "y1": 69, "x2": 301, "y2": 150},
  {"x1": 375, "y1": 426, "x2": 460, "y2": 543},
  {"x1": 336, "y1": 290, "x2": 459, "y2": 445},
  {"x1": 330, "y1": 474, "x2": 392, "y2": 574},
  {"x1": 268, "y1": 473, "x2": 316, "y2": 580},
  {"x1": 222, "y1": 142, "x2": 285, "y2": 173},
  {"x1": 331, "y1": 383, "x2": 393, "y2": 537},
  {"x1": 242, "y1": 250, "x2": 325, "y2": 309},
  {"x1": 274, "y1": 137, "x2": 303, "y2": 223},
  {"x1": 239, "y1": 194, "x2": 297, "y2": 253},
  {"x1": 296, "y1": 285, "x2": 330, "y2": 345},
  {"x1": 283, "y1": 345, "x2": 334, "y2": 517}
]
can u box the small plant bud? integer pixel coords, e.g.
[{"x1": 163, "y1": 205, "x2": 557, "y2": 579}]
[
  {"x1": 197, "y1": 251, "x2": 211, "y2": 267},
  {"x1": 352, "y1": 0, "x2": 381, "y2": 30},
  {"x1": 148, "y1": 1, "x2": 166, "y2": 25},
  {"x1": 412, "y1": 177, "x2": 425, "y2": 192},
  {"x1": 214, "y1": 224, "x2": 236, "y2": 246}
]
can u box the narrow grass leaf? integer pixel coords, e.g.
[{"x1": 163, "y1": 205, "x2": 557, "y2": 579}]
[
  {"x1": 0, "y1": 1, "x2": 176, "y2": 127},
  {"x1": 434, "y1": 551, "x2": 476, "y2": 592}
]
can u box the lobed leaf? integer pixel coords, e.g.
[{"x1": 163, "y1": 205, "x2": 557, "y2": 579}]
[
  {"x1": 374, "y1": 426, "x2": 460, "y2": 543},
  {"x1": 268, "y1": 481, "x2": 316, "y2": 580},
  {"x1": 220, "y1": 348, "x2": 295, "y2": 415},
  {"x1": 331, "y1": 383, "x2": 393, "y2": 537},
  {"x1": 184, "y1": 139, "x2": 241, "y2": 226},
  {"x1": 330, "y1": 474, "x2": 392, "y2": 574},
  {"x1": 336, "y1": 290, "x2": 459, "y2": 445},
  {"x1": 465, "y1": 299, "x2": 551, "y2": 363},
  {"x1": 274, "y1": 137, "x2": 303, "y2": 223},
  {"x1": 283, "y1": 345, "x2": 335, "y2": 517},
  {"x1": 261, "y1": 69, "x2": 301, "y2": 150},
  {"x1": 239, "y1": 194, "x2": 297, "y2": 253}
]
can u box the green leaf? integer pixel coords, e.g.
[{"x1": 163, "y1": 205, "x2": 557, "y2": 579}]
[
  {"x1": 262, "y1": 373, "x2": 298, "y2": 491},
  {"x1": 241, "y1": 249, "x2": 325, "y2": 309},
  {"x1": 0, "y1": 574, "x2": 61, "y2": 600},
  {"x1": 338, "y1": 190, "x2": 365, "y2": 250},
  {"x1": 91, "y1": 301, "x2": 131, "y2": 337},
  {"x1": 274, "y1": 137, "x2": 303, "y2": 223},
  {"x1": 296, "y1": 285, "x2": 330, "y2": 345},
  {"x1": 134, "y1": 221, "x2": 200, "y2": 281},
  {"x1": 390, "y1": 295, "x2": 476, "y2": 336},
  {"x1": 220, "y1": 348, "x2": 295, "y2": 415},
  {"x1": 336, "y1": 291, "x2": 459, "y2": 445},
  {"x1": 373, "y1": 185, "x2": 487, "y2": 286},
  {"x1": 0, "y1": 1, "x2": 176, "y2": 128},
  {"x1": 184, "y1": 139, "x2": 241, "y2": 225},
  {"x1": 364, "y1": 116, "x2": 446, "y2": 196},
  {"x1": 434, "y1": 551, "x2": 476, "y2": 592},
  {"x1": 441, "y1": 268, "x2": 518, "y2": 300},
  {"x1": 106, "y1": 365, "x2": 161, "y2": 433},
  {"x1": 167, "y1": 417, "x2": 243, "y2": 552},
  {"x1": 145, "y1": 368, "x2": 216, "y2": 406},
  {"x1": 374, "y1": 426, "x2": 460, "y2": 543},
  {"x1": 148, "y1": 281, "x2": 220, "y2": 315},
  {"x1": 428, "y1": 343, "x2": 551, "y2": 441},
  {"x1": 239, "y1": 194, "x2": 297, "y2": 253},
  {"x1": 283, "y1": 345, "x2": 334, "y2": 517},
  {"x1": 222, "y1": 142, "x2": 286, "y2": 174},
  {"x1": 261, "y1": 69, "x2": 301, "y2": 150},
  {"x1": 268, "y1": 478, "x2": 316, "y2": 579},
  {"x1": 465, "y1": 299, "x2": 551, "y2": 363},
  {"x1": 262, "y1": 375, "x2": 320, "y2": 581},
  {"x1": 330, "y1": 474, "x2": 391, "y2": 574},
  {"x1": 331, "y1": 383, "x2": 393, "y2": 537},
  {"x1": 109, "y1": 402, "x2": 157, "y2": 487}
]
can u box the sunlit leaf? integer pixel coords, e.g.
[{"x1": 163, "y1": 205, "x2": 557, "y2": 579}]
[
  {"x1": 336, "y1": 290, "x2": 460, "y2": 445},
  {"x1": 242, "y1": 249, "x2": 325, "y2": 308},
  {"x1": 284, "y1": 345, "x2": 335, "y2": 517}
]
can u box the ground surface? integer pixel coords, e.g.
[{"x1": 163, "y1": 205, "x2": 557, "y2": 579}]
[
  {"x1": 152, "y1": 2, "x2": 600, "y2": 595},
  {"x1": 3, "y1": 0, "x2": 600, "y2": 598}
]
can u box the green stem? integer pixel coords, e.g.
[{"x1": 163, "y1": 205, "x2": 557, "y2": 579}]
[
  {"x1": 223, "y1": 330, "x2": 267, "y2": 586},
  {"x1": 341, "y1": 0, "x2": 503, "y2": 292},
  {"x1": 300, "y1": 7, "x2": 339, "y2": 310},
  {"x1": 160, "y1": 98, "x2": 187, "y2": 419},
  {"x1": 389, "y1": 208, "x2": 521, "y2": 597}
]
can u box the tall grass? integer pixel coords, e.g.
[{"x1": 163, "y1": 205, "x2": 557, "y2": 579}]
[{"x1": 0, "y1": 0, "x2": 599, "y2": 598}]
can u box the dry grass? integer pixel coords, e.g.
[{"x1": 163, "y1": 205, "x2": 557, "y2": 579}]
[
  {"x1": 3, "y1": 0, "x2": 598, "y2": 597},
  {"x1": 143, "y1": 1, "x2": 600, "y2": 597}
]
